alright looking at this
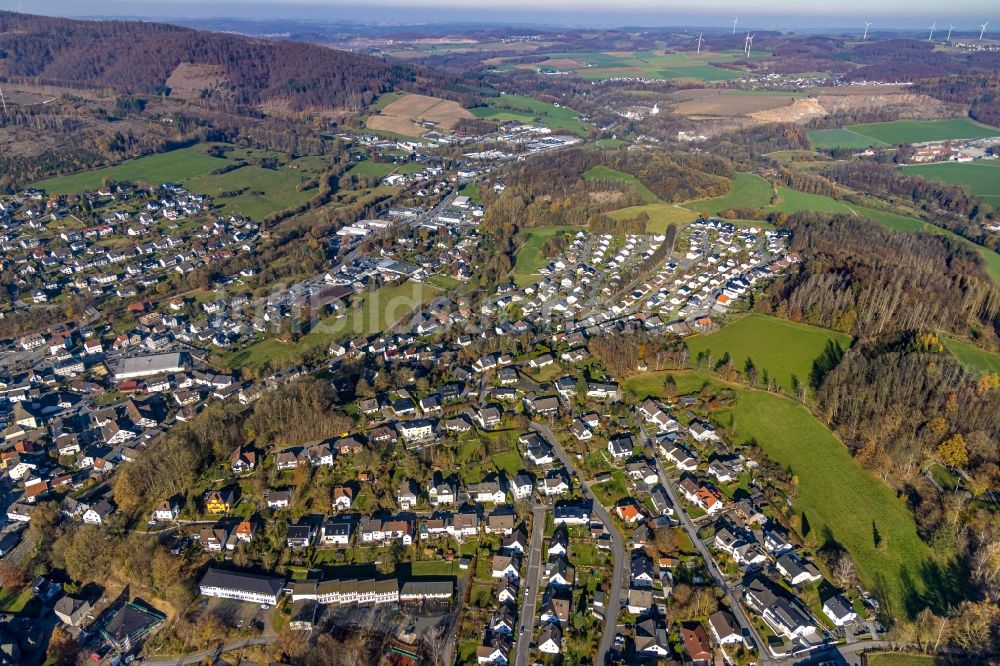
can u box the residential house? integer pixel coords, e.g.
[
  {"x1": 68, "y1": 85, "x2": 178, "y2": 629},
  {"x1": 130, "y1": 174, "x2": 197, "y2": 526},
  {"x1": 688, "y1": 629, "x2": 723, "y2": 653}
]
[
  {"x1": 332, "y1": 486, "x2": 353, "y2": 510},
  {"x1": 151, "y1": 499, "x2": 179, "y2": 522},
  {"x1": 321, "y1": 519, "x2": 353, "y2": 546},
  {"x1": 708, "y1": 610, "x2": 743, "y2": 645},
  {"x1": 776, "y1": 553, "x2": 823, "y2": 586},
  {"x1": 491, "y1": 553, "x2": 521, "y2": 580},
  {"x1": 82, "y1": 499, "x2": 114, "y2": 525},
  {"x1": 538, "y1": 624, "x2": 562, "y2": 654},
  {"x1": 681, "y1": 623, "x2": 712, "y2": 664},
  {"x1": 822, "y1": 595, "x2": 859, "y2": 627}
]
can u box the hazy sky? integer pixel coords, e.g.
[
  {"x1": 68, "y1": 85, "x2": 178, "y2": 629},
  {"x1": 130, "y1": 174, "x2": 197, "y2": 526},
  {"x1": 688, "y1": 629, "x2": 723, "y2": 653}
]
[{"x1": 0, "y1": 0, "x2": 994, "y2": 29}]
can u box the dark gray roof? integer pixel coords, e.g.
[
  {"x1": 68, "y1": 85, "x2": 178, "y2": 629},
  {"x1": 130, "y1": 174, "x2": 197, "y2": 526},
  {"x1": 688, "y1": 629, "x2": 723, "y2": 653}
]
[{"x1": 199, "y1": 567, "x2": 285, "y2": 596}]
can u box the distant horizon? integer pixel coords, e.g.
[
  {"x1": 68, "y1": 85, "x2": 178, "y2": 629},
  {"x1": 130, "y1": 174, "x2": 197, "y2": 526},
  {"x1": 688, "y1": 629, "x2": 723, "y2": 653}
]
[{"x1": 0, "y1": 1, "x2": 993, "y2": 32}]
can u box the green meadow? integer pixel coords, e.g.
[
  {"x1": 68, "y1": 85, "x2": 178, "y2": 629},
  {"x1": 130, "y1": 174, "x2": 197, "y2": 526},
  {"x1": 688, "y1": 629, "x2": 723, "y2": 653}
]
[
  {"x1": 470, "y1": 94, "x2": 589, "y2": 135},
  {"x1": 222, "y1": 281, "x2": 438, "y2": 369},
  {"x1": 512, "y1": 225, "x2": 584, "y2": 286},
  {"x1": 900, "y1": 160, "x2": 1000, "y2": 207},
  {"x1": 624, "y1": 369, "x2": 944, "y2": 620},
  {"x1": 583, "y1": 166, "x2": 660, "y2": 204},
  {"x1": 808, "y1": 128, "x2": 888, "y2": 150},
  {"x1": 809, "y1": 118, "x2": 1000, "y2": 149},
  {"x1": 606, "y1": 203, "x2": 698, "y2": 234},
  {"x1": 32, "y1": 146, "x2": 227, "y2": 193},
  {"x1": 682, "y1": 172, "x2": 773, "y2": 214},
  {"x1": 685, "y1": 314, "x2": 851, "y2": 392},
  {"x1": 543, "y1": 50, "x2": 748, "y2": 81},
  {"x1": 942, "y1": 336, "x2": 1000, "y2": 377}
]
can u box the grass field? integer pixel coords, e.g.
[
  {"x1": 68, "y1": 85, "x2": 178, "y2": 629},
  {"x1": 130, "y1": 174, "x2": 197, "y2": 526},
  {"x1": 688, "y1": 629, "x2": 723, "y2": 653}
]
[
  {"x1": 470, "y1": 94, "x2": 589, "y2": 135},
  {"x1": 625, "y1": 370, "x2": 942, "y2": 620},
  {"x1": 33, "y1": 146, "x2": 227, "y2": 193},
  {"x1": 513, "y1": 225, "x2": 583, "y2": 286},
  {"x1": 583, "y1": 166, "x2": 660, "y2": 204},
  {"x1": 539, "y1": 50, "x2": 748, "y2": 82},
  {"x1": 773, "y1": 188, "x2": 854, "y2": 215},
  {"x1": 900, "y1": 160, "x2": 1000, "y2": 207},
  {"x1": 682, "y1": 172, "x2": 773, "y2": 214},
  {"x1": 942, "y1": 335, "x2": 1000, "y2": 376},
  {"x1": 685, "y1": 314, "x2": 851, "y2": 392},
  {"x1": 184, "y1": 164, "x2": 315, "y2": 220},
  {"x1": 223, "y1": 281, "x2": 438, "y2": 369},
  {"x1": 810, "y1": 118, "x2": 1000, "y2": 149},
  {"x1": 33, "y1": 144, "x2": 329, "y2": 220},
  {"x1": 607, "y1": 203, "x2": 698, "y2": 233},
  {"x1": 808, "y1": 128, "x2": 888, "y2": 150}
]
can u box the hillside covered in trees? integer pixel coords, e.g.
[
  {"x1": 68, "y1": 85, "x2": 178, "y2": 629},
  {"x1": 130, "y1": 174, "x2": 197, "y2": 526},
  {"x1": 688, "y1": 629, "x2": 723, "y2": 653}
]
[
  {"x1": 0, "y1": 11, "x2": 477, "y2": 112},
  {"x1": 761, "y1": 213, "x2": 1000, "y2": 341}
]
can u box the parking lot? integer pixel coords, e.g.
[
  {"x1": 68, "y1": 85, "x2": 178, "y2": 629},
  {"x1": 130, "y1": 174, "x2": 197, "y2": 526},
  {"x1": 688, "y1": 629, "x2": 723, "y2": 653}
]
[{"x1": 197, "y1": 597, "x2": 273, "y2": 633}]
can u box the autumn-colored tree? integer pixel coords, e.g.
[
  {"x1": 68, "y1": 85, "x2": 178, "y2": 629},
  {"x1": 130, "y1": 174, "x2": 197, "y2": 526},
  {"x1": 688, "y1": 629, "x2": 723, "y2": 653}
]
[
  {"x1": 977, "y1": 372, "x2": 1000, "y2": 394},
  {"x1": 45, "y1": 626, "x2": 80, "y2": 665},
  {"x1": 937, "y1": 433, "x2": 969, "y2": 469},
  {"x1": 0, "y1": 560, "x2": 29, "y2": 590}
]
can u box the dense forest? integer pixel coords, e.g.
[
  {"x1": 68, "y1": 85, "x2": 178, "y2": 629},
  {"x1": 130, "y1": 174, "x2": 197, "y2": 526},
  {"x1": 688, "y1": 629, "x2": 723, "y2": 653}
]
[
  {"x1": 913, "y1": 75, "x2": 1000, "y2": 127},
  {"x1": 760, "y1": 213, "x2": 1000, "y2": 341},
  {"x1": 0, "y1": 11, "x2": 479, "y2": 112}
]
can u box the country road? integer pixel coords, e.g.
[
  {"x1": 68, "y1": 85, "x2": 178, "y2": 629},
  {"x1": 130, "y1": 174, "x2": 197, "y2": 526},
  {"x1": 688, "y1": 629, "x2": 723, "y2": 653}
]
[{"x1": 530, "y1": 422, "x2": 624, "y2": 665}]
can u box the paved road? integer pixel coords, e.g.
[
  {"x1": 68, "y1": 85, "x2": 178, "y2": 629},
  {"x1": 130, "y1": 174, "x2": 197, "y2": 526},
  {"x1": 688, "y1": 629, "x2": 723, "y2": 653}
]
[
  {"x1": 638, "y1": 425, "x2": 773, "y2": 663},
  {"x1": 139, "y1": 636, "x2": 277, "y2": 666},
  {"x1": 530, "y1": 422, "x2": 624, "y2": 665},
  {"x1": 513, "y1": 504, "x2": 547, "y2": 666}
]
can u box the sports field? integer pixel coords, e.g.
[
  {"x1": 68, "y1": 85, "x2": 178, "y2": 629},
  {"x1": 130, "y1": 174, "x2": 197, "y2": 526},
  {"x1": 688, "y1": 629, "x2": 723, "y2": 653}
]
[
  {"x1": 809, "y1": 118, "x2": 1000, "y2": 149},
  {"x1": 685, "y1": 314, "x2": 851, "y2": 392},
  {"x1": 942, "y1": 336, "x2": 1000, "y2": 377},
  {"x1": 624, "y1": 369, "x2": 942, "y2": 620},
  {"x1": 32, "y1": 146, "x2": 227, "y2": 193},
  {"x1": 513, "y1": 225, "x2": 584, "y2": 286},
  {"x1": 900, "y1": 160, "x2": 1000, "y2": 207},
  {"x1": 606, "y1": 203, "x2": 698, "y2": 234},
  {"x1": 470, "y1": 94, "x2": 589, "y2": 135},
  {"x1": 682, "y1": 172, "x2": 773, "y2": 214},
  {"x1": 583, "y1": 166, "x2": 660, "y2": 204}
]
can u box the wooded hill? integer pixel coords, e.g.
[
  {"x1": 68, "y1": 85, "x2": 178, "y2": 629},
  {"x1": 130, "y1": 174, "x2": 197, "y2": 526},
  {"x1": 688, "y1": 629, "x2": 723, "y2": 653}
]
[{"x1": 0, "y1": 11, "x2": 477, "y2": 112}]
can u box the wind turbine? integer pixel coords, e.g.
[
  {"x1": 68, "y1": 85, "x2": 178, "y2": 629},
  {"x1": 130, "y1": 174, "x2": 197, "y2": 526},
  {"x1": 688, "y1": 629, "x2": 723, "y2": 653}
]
[
  {"x1": 696, "y1": 32, "x2": 704, "y2": 55},
  {"x1": 947, "y1": 24, "x2": 954, "y2": 41},
  {"x1": 980, "y1": 22, "x2": 989, "y2": 40},
  {"x1": 745, "y1": 33, "x2": 756, "y2": 58},
  {"x1": 928, "y1": 22, "x2": 936, "y2": 41},
  {"x1": 0, "y1": 85, "x2": 7, "y2": 119},
  {"x1": 733, "y1": 17, "x2": 739, "y2": 35},
  {"x1": 863, "y1": 21, "x2": 872, "y2": 40}
]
